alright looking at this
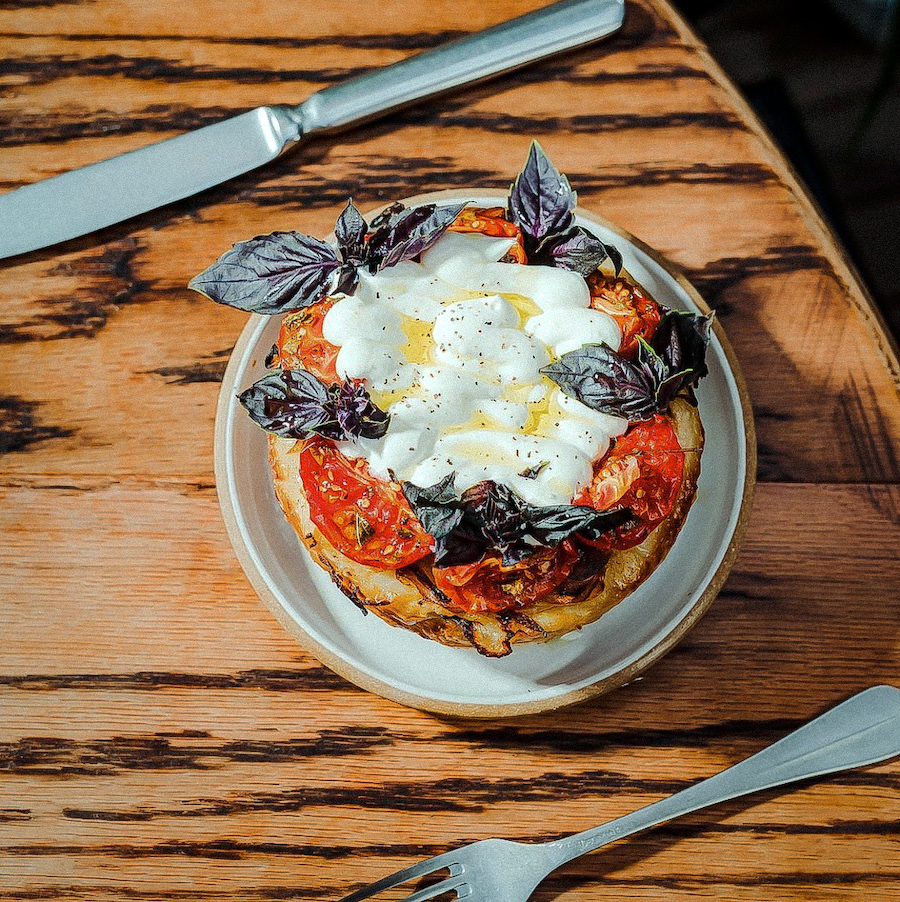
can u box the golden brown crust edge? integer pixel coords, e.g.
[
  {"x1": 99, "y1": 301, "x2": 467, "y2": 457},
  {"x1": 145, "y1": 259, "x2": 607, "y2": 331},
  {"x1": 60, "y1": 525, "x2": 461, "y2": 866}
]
[{"x1": 268, "y1": 396, "x2": 703, "y2": 656}]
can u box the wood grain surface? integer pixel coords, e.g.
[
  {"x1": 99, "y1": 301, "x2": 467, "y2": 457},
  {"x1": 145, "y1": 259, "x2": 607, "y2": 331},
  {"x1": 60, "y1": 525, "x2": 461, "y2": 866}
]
[{"x1": 1, "y1": 0, "x2": 899, "y2": 899}]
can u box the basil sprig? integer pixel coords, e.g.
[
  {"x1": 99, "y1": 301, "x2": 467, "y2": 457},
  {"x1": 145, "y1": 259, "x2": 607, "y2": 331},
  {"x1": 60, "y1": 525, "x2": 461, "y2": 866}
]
[
  {"x1": 238, "y1": 369, "x2": 389, "y2": 441},
  {"x1": 189, "y1": 199, "x2": 466, "y2": 315},
  {"x1": 507, "y1": 141, "x2": 622, "y2": 276},
  {"x1": 403, "y1": 475, "x2": 631, "y2": 568},
  {"x1": 542, "y1": 309, "x2": 714, "y2": 421}
]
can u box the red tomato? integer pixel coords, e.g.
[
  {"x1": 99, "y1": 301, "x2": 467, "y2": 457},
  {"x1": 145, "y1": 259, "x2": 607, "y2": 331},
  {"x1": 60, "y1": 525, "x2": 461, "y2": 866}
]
[
  {"x1": 575, "y1": 416, "x2": 684, "y2": 550},
  {"x1": 299, "y1": 438, "x2": 433, "y2": 569},
  {"x1": 449, "y1": 206, "x2": 528, "y2": 264},
  {"x1": 588, "y1": 274, "x2": 661, "y2": 358},
  {"x1": 271, "y1": 298, "x2": 341, "y2": 383},
  {"x1": 433, "y1": 541, "x2": 581, "y2": 615}
]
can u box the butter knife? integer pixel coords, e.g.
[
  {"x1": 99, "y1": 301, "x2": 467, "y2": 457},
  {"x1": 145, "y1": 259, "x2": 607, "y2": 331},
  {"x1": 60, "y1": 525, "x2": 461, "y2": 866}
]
[{"x1": 0, "y1": 0, "x2": 624, "y2": 260}]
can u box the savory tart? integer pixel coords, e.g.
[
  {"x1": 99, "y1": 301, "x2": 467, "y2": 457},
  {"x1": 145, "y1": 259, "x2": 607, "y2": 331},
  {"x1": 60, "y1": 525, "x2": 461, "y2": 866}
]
[{"x1": 192, "y1": 144, "x2": 712, "y2": 658}]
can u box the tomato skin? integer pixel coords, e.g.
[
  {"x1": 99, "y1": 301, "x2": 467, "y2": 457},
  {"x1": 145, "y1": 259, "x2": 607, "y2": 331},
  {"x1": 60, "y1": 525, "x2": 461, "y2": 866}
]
[
  {"x1": 433, "y1": 541, "x2": 581, "y2": 615},
  {"x1": 575, "y1": 416, "x2": 684, "y2": 550},
  {"x1": 588, "y1": 274, "x2": 661, "y2": 358},
  {"x1": 271, "y1": 298, "x2": 341, "y2": 383},
  {"x1": 449, "y1": 207, "x2": 528, "y2": 264},
  {"x1": 299, "y1": 438, "x2": 433, "y2": 569},
  {"x1": 270, "y1": 211, "x2": 527, "y2": 385}
]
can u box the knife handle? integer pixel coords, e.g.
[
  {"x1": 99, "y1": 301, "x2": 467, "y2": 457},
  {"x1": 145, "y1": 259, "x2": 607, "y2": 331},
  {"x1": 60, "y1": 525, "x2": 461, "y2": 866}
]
[{"x1": 294, "y1": 0, "x2": 625, "y2": 135}]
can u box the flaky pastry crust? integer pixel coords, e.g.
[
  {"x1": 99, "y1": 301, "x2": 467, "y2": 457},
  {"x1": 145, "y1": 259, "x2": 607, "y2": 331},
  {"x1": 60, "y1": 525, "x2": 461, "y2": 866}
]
[{"x1": 268, "y1": 396, "x2": 703, "y2": 657}]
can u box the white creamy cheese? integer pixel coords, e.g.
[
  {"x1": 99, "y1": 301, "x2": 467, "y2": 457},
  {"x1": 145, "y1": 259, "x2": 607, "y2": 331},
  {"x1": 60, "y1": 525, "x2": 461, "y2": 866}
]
[{"x1": 323, "y1": 227, "x2": 627, "y2": 506}]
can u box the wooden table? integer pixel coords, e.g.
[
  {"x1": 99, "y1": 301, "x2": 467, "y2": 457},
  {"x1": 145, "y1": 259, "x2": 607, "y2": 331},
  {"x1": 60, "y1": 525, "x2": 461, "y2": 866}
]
[{"x1": 2, "y1": 0, "x2": 899, "y2": 898}]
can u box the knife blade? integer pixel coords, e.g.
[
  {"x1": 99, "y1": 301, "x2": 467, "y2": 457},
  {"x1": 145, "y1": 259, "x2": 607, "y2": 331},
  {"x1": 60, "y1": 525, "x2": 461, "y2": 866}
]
[{"x1": 0, "y1": 0, "x2": 624, "y2": 260}]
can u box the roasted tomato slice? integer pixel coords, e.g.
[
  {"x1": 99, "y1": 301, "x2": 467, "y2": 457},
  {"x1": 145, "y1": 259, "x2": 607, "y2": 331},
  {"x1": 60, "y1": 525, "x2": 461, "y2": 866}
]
[
  {"x1": 299, "y1": 438, "x2": 433, "y2": 569},
  {"x1": 433, "y1": 540, "x2": 581, "y2": 615},
  {"x1": 449, "y1": 206, "x2": 528, "y2": 264},
  {"x1": 269, "y1": 298, "x2": 341, "y2": 384},
  {"x1": 575, "y1": 415, "x2": 684, "y2": 550},
  {"x1": 588, "y1": 273, "x2": 661, "y2": 358}
]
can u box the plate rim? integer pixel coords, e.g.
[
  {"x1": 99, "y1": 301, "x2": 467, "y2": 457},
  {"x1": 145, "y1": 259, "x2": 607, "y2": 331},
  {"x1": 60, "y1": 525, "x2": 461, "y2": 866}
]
[{"x1": 214, "y1": 189, "x2": 757, "y2": 718}]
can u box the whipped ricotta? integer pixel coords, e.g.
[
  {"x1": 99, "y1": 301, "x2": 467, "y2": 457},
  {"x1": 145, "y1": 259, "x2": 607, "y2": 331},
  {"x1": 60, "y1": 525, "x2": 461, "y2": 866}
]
[{"x1": 322, "y1": 227, "x2": 627, "y2": 506}]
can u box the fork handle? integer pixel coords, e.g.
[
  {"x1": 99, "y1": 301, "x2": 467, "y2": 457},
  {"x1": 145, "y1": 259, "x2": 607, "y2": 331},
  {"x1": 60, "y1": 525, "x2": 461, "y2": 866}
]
[{"x1": 546, "y1": 685, "x2": 900, "y2": 867}]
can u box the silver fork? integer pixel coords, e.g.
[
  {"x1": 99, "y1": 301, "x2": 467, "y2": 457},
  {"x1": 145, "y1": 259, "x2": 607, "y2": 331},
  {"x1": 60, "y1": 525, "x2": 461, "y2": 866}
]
[{"x1": 340, "y1": 685, "x2": 900, "y2": 902}]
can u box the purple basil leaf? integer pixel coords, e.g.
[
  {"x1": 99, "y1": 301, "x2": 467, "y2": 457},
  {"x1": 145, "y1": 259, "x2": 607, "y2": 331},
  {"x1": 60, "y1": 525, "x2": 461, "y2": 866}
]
[
  {"x1": 461, "y1": 481, "x2": 531, "y2": 561},
  {"x1": 634, "y1": 336, "x2": 682, "y2": 410},
  {"x1": 653, "y1": 309, "x2": 714, "y2": 386},
  {"x1": 532, "y1": 225, "x2": 622, "y2": 277},
  {"x1": 402, "y1": 475, "x2": 468, "y2": 563},
  {"x1": 366, "y1": 201, "x2": 468, "y2": 271},
  {"x1": 545, "y1": 307, "x2": 714, "y2": 421},
  {"x1": 402, "y1": 474, "x2": 459, "y2": 532},
  {"x1": 604, "y1": 241, "x2": 624, "y2": 275},
  {"x1": 542, "y1": 343, "x2": 659, "y2": 420},
  {"x1": 635, "y1": 335, "x2": 669, "y2": 386},
  {"x1": 433, "y1": 524, "x2": 489, "y2": 568},
  {"x1": 238, "y1": 369, "x2": 333, "y2": 437},
  {"x1": 333, "y1": 262, "x2": 360, "y2": 297},
  {"x1": 656, "y1": 368, "x2": 690, "y2": 410},
  {"x1": 330, "y1": 381, "x2": 390, "y2": 440},
  {"x1": 189, "y1": 231, "x2": 342, "y2": 314},
  {"x1": 403, "y1": 477, "x2": 630, "y2": 568},
  {"x1": 543, "y1": 227, "x2": 608, "y2": 275},
  {"x1": 404, "y1": 477, "x2": 514, "y2": 567},
  {"x1": 238, "y1": 370, "x2": 389, "y2": 441},
  {"x1": 334, "y1": 199, "x2": 368, "y2": 265},
  {"x1": 368, "y1": 202, "x2": 406, "y2": 232},
  {"x1": 405, "y1": 477, "x2": 468, "y2": 562},
  {"x1": 440, "y1": 485, "x2": 533, "y2": 567},
  {"x1": 507, "y1": 141, "x2": 576, "y2": 253},
  {"x1": 524, "y1": 502, "x2": 632, "y2": 547}
]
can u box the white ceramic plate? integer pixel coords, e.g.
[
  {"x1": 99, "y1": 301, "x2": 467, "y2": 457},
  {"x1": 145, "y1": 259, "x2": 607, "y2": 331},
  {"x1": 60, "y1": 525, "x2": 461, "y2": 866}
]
[{"x1": 214, "y1": 191, "x2": 756, "y2": 718}]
